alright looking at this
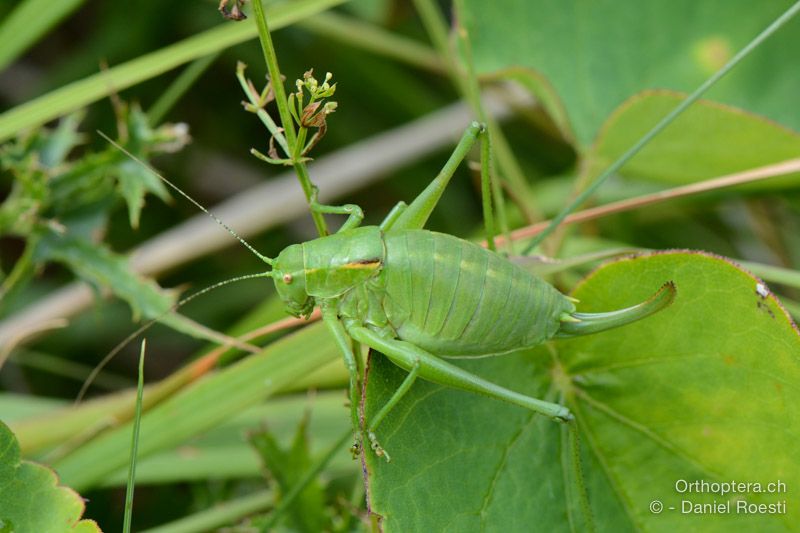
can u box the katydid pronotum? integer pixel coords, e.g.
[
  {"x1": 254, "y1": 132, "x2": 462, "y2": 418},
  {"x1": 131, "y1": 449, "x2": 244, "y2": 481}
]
[{"x1": 110, "y1": 121, "x2": 675, "y2": 461}]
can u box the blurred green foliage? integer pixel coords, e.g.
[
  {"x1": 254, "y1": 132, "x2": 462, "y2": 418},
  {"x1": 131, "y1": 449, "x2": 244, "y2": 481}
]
[
  {"x1": 1, "y1": 0, "x2": 799, "y2": 530},
  {"x1": 0, "y1": 106, "x2": 180, "y2": 315}
]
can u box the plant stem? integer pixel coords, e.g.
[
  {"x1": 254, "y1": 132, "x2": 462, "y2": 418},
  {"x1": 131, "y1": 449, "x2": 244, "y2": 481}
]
[
  {"x1": 236, "y1": 64, "x2": 291, "y2": 156},
  {"x1": 417, "y1": 0, "x2": 535, "y2": 252},
  {"x1": 413, "y1": 0, "x2": 465, "y2": 92},
  {"x1": 251, "y1": 0, "x2": 329, "y2": 236},
  {"x1": 479, "y1": 129, "x2": 496, "y2": 250},
  {"x1": 251, "y1": 0, "x2": 297, "y2": 148},
  {"x1": 453, "y1": 1, "x2": 499, "y2": 253}
]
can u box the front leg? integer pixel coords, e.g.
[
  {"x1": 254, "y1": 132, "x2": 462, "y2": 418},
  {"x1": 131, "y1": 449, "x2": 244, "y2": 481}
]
[
  {"x1": 320, "y1": 302, "x2": 362, "y2": 449},
  {"x1": 310, "y1": 186, "x2": 364, "y2": 233}
]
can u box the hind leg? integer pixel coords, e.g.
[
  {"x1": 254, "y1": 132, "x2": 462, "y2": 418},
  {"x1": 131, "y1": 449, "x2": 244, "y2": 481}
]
[{"x1": 389, "y1": 122, "x2": 495, "y2": 250}]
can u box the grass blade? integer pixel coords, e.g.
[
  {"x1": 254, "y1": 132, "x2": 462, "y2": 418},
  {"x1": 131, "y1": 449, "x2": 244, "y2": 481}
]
[
  {"x1": 53, "y1": 323, "x2": 338, "y2": 491},
  {"x1": 299, "y1": 12, "x2": 441, "y2": 72},
  {"x1": 739, "y1": 261, "x2": 800, "y2": 291},
  {"x1": 146, "y1": 53, "x2": 220, "y2": 125},
  {"x1": 123, "y1": 340, "x2": 146, "y2": 533},
  {"x1": 0, "y1": 0, "x2": 86, "y2": 71},
  {"x1": 0, "y1": 0, "x2": 346, "y2": 142},
  {"x1": 141, "y1": 490, "x2": 273, "y2": 533}
]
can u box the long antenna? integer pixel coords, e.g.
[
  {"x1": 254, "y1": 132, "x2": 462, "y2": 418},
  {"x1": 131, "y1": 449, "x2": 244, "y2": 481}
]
[
  {"x1": 98, "y1": 131, "x2": 274, "y2": 265},
  {"x1": 76, "y1": 271, "x2": 273, "y2": 403},
  {"x1": 79, "y1": 132, "x2": 280, "y2": 401}
]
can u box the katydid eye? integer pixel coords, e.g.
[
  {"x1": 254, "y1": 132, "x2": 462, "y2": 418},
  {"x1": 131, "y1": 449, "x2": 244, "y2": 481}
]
[{"x1": 283, "y1": 274, "x2": 293, "y2": 284}]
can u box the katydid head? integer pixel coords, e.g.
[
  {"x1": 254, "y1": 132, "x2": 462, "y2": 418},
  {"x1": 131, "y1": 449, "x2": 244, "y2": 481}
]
[{"x1": 271, "y1": 243, "x2": 313, "y2": 318}]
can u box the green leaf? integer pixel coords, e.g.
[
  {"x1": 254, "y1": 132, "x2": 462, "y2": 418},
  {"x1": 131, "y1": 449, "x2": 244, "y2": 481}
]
[
  {"x1": 31, "y1": 230, "x2": 232, "y2": 344},
  {"x1": 34, "y1": 231, "x2": 176, "y2": 321},
  {"x1": 589, "y1": 91, "x2": 800, "y2": 187},
  {"x1": 249, "y1": 411, "x2": 328, "y2": 532},
  {"x1": 0, "y1": 107, "x2": 181, "y2": 238},
  {"x1": 0, "y1": 421, "x2": 100, "y2": 532},
  {"x1": 363, "y1": 251, "x2": 799, "y2": 531},
  {"x1": 113, "y1": 105, "x2": 178, "y2": 228},
  {"x1": 461, "y1": 0, "x2": 800, "y2": 147},
  {"x1": 0, "y1": 0, "x2": 347, "y2": 143},
  {"x1": 0, "y1": 112, "x2": 85, "y2": 236}
]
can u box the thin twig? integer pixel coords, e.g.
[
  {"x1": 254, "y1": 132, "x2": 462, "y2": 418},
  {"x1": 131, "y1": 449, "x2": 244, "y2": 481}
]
[
  {"x1": 0, "y1": 318, "x2": 69, "y2": 369},
  {"x1": 493, "y1": 158, "x2": 800, "y2": 247}
]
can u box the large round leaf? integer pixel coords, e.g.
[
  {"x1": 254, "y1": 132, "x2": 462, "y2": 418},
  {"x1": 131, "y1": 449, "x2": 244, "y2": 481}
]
[
  {"x1": 588, "y1": 91, "x2": 800, "y2": 188},
  {"x1": 363, "y1": 251, "x2": 799, "y2": 531}
]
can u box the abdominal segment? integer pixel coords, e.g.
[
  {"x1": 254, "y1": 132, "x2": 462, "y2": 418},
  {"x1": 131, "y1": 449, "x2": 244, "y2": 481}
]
[{"x1": 380, "y1": 230, "x2": 573, "y2": 357}]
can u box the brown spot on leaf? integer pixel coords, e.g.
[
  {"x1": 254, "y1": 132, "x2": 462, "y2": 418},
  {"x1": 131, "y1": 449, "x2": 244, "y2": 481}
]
[{"x1": 757, "y1": 300, "x2": 776, "y2": 319}]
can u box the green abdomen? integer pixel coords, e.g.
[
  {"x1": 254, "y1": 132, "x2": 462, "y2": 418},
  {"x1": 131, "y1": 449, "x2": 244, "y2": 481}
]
[{"x1": 381, "y1": 230, "x2": 574, "y2": 357}]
